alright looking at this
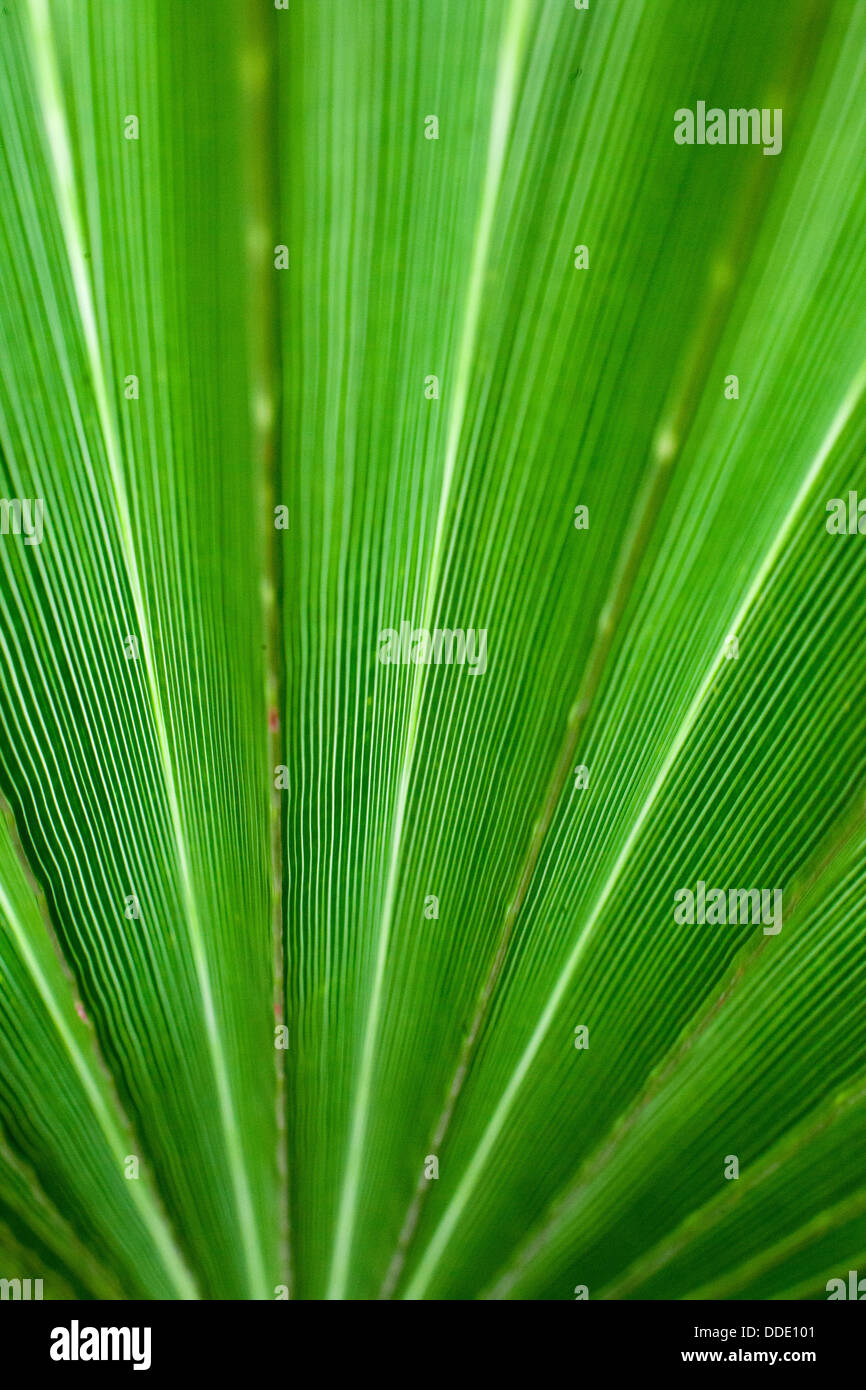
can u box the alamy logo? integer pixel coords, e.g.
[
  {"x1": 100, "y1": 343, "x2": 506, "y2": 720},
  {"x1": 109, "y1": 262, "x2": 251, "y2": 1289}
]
[
  {"x1": 673, "y1": 881, "x2": 782, "y2": 935},
  {"x1": 674, "y1": 103, "x2": 782, "y2": 156},
  {"x1": 0, "y1": 497, "x2": 43, "y2": 545},
  {"x1": 50, "y1": 1320, "x2": 151, "y2": 1371},
  {"x1": 378, "y1": 621, "x2": 487, "y2": 675},
  {"x1": 826, "y1": 1271, "x2": 866, "y2": 1299},
  {"x1": 826, "y1": 492, "x2": 866, "y2": 534},
  {"x1": 0, "y1": 1277, "x2": 43, "y2": 1299}
]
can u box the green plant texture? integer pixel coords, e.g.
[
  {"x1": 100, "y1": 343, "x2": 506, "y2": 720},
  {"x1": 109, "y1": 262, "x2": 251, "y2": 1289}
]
[{"x1": 1, "y1": 0, "x2": 865, "y2": 1301}]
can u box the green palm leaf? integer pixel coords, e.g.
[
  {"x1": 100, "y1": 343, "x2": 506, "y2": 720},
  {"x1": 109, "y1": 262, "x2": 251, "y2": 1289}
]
[{"x1": 0, "y1": 0, "x2": 864, "y2": 1301}]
